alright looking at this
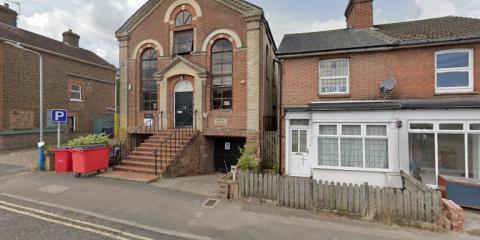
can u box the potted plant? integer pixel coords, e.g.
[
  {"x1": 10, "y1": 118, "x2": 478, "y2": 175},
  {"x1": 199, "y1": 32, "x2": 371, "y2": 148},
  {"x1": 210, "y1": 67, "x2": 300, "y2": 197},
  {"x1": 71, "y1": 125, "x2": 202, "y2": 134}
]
[{"x1": 67, "y1": 134, "x2": 111, "y2": 177}]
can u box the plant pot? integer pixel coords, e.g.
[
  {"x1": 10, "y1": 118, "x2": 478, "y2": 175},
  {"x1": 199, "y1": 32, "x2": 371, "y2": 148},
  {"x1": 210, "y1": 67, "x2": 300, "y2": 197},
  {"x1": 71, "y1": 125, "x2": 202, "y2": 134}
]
[{"x1": 71, "y1": 145, "x2": 110, "y2": 176}]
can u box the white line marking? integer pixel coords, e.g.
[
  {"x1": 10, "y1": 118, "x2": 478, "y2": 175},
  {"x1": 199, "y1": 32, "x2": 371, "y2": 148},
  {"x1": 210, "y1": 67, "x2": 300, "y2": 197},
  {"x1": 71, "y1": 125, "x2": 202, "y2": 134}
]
[
  {"x1": 0, "y1": 204, "x2": 131, "y2": 240},
  {"x1": 0, "y1": 192, "x2": 213, "y2": 240},
  {"x1": 0, "y1": 200, "x2": 153, "y2": 240}
]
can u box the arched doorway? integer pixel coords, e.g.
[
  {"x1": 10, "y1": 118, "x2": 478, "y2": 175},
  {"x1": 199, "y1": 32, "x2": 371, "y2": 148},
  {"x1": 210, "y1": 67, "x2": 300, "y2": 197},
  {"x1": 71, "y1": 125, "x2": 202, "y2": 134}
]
[{"x1": 174, "y1": 78, "x2": 194, "y2": 128}]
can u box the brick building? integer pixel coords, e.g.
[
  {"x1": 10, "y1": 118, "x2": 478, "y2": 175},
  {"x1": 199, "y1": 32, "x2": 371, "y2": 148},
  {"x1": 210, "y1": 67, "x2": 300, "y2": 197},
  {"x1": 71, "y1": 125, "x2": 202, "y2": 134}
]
[
  {"x1": 113, "y1": 0, "x2": 276, "y2": 180},
  {"x1": 0, "y1": 4, "x2": 116, "y2": 151},
  {"x1": 278, "y1": 0, "x2": 480, "y2": 189}
]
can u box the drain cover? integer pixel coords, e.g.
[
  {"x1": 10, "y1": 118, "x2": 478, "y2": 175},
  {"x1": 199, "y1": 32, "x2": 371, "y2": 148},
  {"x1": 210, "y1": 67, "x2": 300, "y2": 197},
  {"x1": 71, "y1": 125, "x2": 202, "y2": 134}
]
[{"x1": 201, "y1": 198, "x2": 219, "y2": 209}]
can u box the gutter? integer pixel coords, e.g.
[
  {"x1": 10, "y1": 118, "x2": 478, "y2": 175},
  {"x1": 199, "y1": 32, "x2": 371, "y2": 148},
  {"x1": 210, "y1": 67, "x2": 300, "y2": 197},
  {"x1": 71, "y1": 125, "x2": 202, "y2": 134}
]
[
  {"x1": 277, "y1": 37, "x2": 480, "y2": 59},
  {"x1": 0, "y1": 37, "x2": 117, "y2": 71},
  {"x1": 274, "y1": 58, "x2": 283, "y2": 175}
]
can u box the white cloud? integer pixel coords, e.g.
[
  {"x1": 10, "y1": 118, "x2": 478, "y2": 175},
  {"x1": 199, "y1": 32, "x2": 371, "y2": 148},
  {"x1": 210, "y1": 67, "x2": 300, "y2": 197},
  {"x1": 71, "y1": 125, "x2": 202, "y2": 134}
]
[
  {"x1": 311, "y1": 19, "x2": 345, "y2": 32},
  {"x1": 413, "y1": 0, "x2": 456, "y2": 18}
]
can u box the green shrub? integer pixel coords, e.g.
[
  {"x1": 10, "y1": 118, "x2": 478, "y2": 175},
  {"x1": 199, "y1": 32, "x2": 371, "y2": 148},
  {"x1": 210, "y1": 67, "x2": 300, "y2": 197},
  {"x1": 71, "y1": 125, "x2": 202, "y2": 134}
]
[
  {"x1": 272, "y1": 160, "x2": 279, "y2": 175},
  {"x1": 67, "y1": 134, "x2": 110, "y2": 147},
  {"x1": 237, "y1": 145, "x2": 259, "y2": 172}
]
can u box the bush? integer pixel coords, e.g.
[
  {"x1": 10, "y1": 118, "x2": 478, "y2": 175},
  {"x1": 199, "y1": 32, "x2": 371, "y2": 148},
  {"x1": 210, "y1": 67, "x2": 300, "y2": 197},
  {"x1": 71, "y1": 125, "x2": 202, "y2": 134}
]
[
  {"x1": 237, "y1": 145, "x2": 259, "y2": 172},
  {"x1": 67, "y1": 134, "x2": 110, "y2": 147}
]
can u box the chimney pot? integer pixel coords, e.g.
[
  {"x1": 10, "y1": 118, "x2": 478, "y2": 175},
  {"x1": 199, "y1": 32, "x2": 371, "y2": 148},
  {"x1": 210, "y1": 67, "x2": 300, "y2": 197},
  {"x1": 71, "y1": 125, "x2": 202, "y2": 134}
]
[
  {"x1": 0, "y1": 3, "x2": 18, "y2": 27},
  {"x1": 62, "y1": 29, "x2": 80, "y2": 47},
  {"x1": 345, "y1": 0, "x2": 374, "y2": 29}
]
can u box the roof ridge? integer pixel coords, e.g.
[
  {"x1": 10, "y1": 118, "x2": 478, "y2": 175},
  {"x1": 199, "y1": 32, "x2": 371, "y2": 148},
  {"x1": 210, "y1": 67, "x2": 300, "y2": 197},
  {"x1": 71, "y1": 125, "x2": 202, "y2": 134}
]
[
  {"x1": 0, "y1": 22, "x2": 114, "y2": 69},
  {"x1": 375, "y1": 15, "x2": 480, "y2": 27}
]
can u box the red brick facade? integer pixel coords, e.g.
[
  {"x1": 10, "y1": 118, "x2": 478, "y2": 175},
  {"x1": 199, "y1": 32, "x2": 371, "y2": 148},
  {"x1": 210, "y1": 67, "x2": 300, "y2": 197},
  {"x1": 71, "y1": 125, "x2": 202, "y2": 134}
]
[{"x1": 0, "y1": 41, "x2": 116, "y2": 150}]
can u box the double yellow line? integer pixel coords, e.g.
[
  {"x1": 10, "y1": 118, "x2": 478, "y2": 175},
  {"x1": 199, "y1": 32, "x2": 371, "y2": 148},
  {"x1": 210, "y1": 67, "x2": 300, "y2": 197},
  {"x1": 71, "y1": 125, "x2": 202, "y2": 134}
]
[{"x1": 0, "y1": 200, "x2": 153, "y2": 240}]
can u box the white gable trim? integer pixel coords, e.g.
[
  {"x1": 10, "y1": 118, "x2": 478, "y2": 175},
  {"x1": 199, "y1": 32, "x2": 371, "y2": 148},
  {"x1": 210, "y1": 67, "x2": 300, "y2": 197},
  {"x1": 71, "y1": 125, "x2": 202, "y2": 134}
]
[
  {"x1": 131, "y1": 39, "x2": 165, "y2": 59},
  {"x1": 163, "y1": 0, "x2": 202, "y2": 23},
  {"x1": 201, "y1": 29, "x2": 243, "y2": 52}
]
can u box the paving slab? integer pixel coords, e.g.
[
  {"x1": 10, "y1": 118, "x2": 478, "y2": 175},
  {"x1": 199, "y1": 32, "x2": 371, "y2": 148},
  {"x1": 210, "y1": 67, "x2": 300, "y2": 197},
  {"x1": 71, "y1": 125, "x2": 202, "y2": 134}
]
[
  {"x1": 0, "y1": 148, "x2": 37, "y2": 169},
  {"x1": 151, "y1": 174, "x2": 222, "y2": 196}
]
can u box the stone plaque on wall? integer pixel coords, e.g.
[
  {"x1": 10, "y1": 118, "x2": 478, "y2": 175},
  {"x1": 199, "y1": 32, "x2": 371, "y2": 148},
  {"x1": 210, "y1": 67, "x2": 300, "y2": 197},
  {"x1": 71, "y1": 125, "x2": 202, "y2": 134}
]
[{"x1": 214, "y1": 118, "x2": 228, "y2": 127}]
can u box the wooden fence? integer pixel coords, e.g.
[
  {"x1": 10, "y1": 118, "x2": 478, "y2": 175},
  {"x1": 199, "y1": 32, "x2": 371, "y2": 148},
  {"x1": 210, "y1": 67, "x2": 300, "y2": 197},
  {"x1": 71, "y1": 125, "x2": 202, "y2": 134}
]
[
  {"x1": 238, "y1": 171, "x2": 443, "y2": 225},
  {"x1": 262, "y1": 131, "x2": 277, "y2": 169}
]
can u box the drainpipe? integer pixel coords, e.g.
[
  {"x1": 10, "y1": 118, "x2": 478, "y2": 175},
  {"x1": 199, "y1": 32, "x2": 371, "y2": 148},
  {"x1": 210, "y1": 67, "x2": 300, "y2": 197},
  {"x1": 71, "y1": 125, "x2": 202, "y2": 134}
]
[{"x1": 274, "y1": 58, "x2": 283, "y2": 175}]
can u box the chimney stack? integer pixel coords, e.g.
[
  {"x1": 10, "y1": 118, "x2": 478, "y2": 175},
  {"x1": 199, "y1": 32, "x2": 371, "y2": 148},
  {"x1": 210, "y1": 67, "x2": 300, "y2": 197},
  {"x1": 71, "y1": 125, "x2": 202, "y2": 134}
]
[
  {"x1": 345, "y1": 0, "x2": 374, "y2": 29},
  {"x1": 0, "y1": 3, "x2": 18, "y2": 27},
  {"x1": 62, "y1": 29, "x2": 80, "y2": 47}
]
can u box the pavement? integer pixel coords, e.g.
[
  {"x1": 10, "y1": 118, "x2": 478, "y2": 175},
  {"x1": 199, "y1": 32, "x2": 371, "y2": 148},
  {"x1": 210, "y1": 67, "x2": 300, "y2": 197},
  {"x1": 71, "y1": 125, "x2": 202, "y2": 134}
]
[
  {"x1": 0, "y1": 148, "x2": 38, "y2": 169},
  {"x1": 0, "y1": 171, "x2": 476, "y2": 240},
  {"x1": 151, "y1": 174, "x2": 223, "y2": 197}
]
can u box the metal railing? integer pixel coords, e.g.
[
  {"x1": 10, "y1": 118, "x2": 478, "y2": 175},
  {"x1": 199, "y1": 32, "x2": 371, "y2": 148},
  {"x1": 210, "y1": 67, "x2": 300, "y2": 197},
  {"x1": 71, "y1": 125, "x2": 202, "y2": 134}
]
[
  {"x1": 152, "y1": 114, "x2": 197, "y2": 175},
  {"x1": 135, "y1": 111, "x2": 164, "y2": 134}
]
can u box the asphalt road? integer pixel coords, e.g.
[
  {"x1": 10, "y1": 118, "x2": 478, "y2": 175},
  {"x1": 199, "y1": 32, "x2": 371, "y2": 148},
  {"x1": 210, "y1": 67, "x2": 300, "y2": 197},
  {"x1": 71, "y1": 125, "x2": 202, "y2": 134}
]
[{"x1": 0, "y1": 196, "x2": 183, "y2": 240}]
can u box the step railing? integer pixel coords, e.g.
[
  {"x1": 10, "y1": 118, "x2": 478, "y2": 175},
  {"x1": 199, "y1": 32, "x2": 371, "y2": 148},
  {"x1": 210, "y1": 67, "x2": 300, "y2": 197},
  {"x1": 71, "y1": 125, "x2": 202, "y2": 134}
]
[{"x1": 135, "y1": 111, "x2": 164, "y2": 134}]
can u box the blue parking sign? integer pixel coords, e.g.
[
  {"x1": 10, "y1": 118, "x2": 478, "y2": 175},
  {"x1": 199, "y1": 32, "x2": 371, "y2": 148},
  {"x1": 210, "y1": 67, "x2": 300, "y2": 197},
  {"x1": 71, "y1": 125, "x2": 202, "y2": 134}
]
[{"x1": 50, "y1": 109, "x2": 68, "y2": 124}]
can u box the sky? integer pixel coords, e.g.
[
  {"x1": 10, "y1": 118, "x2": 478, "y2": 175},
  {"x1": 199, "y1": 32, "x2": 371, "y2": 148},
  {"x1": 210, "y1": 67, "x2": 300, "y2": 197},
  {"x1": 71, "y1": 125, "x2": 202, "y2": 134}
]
[{"x1": 3, "y1": 0, "x2": 480, "y2": 66}]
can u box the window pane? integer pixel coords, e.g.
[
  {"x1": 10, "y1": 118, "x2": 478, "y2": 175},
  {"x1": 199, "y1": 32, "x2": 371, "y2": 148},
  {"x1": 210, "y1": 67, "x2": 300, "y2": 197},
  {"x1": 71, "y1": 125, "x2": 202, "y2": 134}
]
[
  {"x1": 437, "y1": 52, "x2": 469, "y2": 69},
  {"x1": 468, "y1": 134, "x2": 480, "y2": 179},
  {"x1": 319, "y1": 125, "x2": 337, "y2": 135},
  {"x1": 365, "y1": 139, "x2": 388, "y2": 168},
  {"x1": 341, "y1": 138, "x2": 363, "y2": 167},
  {"x1": 409, "y1": 133, "x2": 436, "y2": 185},
  {"x1": 291, "y1": 130, "x2": 299, "y2": 153},
  {"x1": 212, "y1": 77, "x2": 223, "y2": 86},
  {"x1": 71, "y1": 92, "x2": 81, "y2": 100},
  {"x1": 437, "y1": 72, "x2": 470, "y2": 88},
  {"x1": 366, "y1": 125, "x2": 387, "y2": 136},
  {"x1": 71, "y1": 85, "x2": 80, "y2": 91},
  {"x1": 318, "y1": 138, "x2": 338, "y2": 166},
  {"x1": 212, "y1": 64, "x2": 222, "y2": 75},
  {"x1": 222, "y1": 76, "x2": 233, "y2": 86},
  {"x1": 439, "y1": 123, "x2": 464, "y2": 130},
  {"x1": 291, "y1": 120, "x2": 309, "y2": 126},
  {"x1": 342, "y1": 125, "x2": 361, "y2": 136},
  {"x1": 471, "y1": 124, "x2": 480, "y2": 131},
  {"x1": 439, "y1": 134, "x2": 466, "y2": 178},
  {"x1": 320, "y1": 59, "x2": 348, "y2": 77},
  {"x1": 410, "y1": 123, "x2": 434, "y2": 130},
  {"x1": 320, "y1": 78, "x2": 347, "y2": 93},
  {"x1": 299, "y1": 130, "x2": 307, "y2": 153}
]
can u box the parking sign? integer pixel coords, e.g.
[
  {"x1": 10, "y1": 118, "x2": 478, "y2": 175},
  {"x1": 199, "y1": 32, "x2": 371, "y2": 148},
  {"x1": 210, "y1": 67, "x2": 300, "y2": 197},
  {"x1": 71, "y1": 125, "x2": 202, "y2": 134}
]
[{"x1": 50, "y1": 109, "x2": 68, "y2": 124}]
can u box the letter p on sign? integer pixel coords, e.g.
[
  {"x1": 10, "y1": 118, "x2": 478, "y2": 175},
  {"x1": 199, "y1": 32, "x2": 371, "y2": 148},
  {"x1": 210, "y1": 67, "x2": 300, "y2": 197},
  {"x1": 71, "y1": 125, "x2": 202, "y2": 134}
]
[{"x1": 51, "y1": 109, "x2": 68, "y2": 124}]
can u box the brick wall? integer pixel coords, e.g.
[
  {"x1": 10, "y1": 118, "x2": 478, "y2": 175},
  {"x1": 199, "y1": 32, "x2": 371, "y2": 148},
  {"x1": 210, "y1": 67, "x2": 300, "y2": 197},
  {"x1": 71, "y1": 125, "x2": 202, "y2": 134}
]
[
  {"x1": 124, "y1": 0, "x2": 276, "y2": 147},
  {"x1": 282, "y1": 43, "x2": 480, "y2": 107},
  {"x1": 0, "y1": 42, "x2": 115, "y2": 150}
]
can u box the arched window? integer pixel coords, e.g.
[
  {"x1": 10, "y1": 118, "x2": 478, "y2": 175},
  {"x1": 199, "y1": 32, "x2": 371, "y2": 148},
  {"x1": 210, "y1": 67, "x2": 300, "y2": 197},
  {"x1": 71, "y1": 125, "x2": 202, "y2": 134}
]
[
  {"x1": 176, "y1": 10, "x2": 192, "y2": 27},
  {"x1": 211, "y1": 39, "x2": 233, "y2": 110},
  {"x1": 140, "y1": 48, "x2": 158, "y2": 111}
]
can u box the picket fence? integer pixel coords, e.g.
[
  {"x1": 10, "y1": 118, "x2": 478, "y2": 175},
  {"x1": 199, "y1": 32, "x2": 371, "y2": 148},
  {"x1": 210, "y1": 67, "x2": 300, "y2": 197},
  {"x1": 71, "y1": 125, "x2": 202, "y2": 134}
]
[{"x1": 238, "y1": 171, "x2": 443, "y2": 224}]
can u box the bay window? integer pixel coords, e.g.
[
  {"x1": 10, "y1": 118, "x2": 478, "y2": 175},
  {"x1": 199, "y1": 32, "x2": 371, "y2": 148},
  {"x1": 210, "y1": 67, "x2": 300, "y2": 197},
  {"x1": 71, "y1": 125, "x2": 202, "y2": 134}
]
[
  {"x1": 435, "y1": 49, "x2": 473, "y2": 93},
  {"x1": 317, "y1": 124, "x2": 389, "y2": 169},
  {"x1": 409, "y1": 122, "x2": 480, "y2": 187}
]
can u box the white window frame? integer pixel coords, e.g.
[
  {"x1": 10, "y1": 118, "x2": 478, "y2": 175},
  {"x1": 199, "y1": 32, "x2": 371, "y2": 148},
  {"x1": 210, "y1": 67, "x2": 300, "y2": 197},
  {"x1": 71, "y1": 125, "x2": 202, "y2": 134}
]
[
  {"x1": 316, "y1": 123, "x2": 390, "y2": 171},
  {"x1": 70, "y1": 84, "x2": 82, "y2": 102},
  {"x1": 408, "y1": 120, "x2": 480, "y2": 188},
  {"x1": 319, "y1": 58, "x2": 350, "y2": 95},
  {"x1": 435, "y1": 49, "x2": 474, "y2": 94}
]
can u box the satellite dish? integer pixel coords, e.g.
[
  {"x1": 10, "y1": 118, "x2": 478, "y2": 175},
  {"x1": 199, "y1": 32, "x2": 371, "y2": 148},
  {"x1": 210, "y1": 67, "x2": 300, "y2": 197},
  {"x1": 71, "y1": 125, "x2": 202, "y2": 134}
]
[{"x1": 381, "y1": 79, "x2": 397, "y2": 92}]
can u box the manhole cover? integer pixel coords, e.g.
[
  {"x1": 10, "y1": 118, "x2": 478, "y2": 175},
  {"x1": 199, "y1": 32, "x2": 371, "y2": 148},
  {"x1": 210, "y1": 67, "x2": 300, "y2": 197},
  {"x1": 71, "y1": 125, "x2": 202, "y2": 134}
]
[
  {"x1": 38, "y1": 185, "x2": 71, "y2": 195},
  {"x1": 201, "y1": 198, "x2": 219, "y2": 209}
]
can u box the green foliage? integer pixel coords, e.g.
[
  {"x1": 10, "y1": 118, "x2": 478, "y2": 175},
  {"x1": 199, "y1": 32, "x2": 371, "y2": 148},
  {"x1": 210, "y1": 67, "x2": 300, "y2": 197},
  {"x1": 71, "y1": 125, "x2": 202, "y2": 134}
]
[
  {"x1": 237, "y1": 145, "x2": 259, "y2": 172},
  {"x1": 67, "y1": 134, "x2": 110, "y2": 147},
  {"x1": 272, "y1": 160, "x2": 279, "y2": 175}
]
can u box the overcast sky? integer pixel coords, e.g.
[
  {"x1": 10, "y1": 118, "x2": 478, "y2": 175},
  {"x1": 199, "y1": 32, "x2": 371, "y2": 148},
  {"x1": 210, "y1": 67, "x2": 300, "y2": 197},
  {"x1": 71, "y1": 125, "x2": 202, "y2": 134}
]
[{"x1": 4, "y1": 0, "x2": 480, "y2": 66}]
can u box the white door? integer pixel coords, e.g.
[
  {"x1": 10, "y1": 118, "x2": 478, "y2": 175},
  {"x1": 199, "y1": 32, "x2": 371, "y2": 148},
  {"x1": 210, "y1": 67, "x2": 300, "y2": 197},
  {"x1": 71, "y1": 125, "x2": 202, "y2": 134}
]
[{"x1": 289, "y1": 126, "x2": 311, "y2": 176}]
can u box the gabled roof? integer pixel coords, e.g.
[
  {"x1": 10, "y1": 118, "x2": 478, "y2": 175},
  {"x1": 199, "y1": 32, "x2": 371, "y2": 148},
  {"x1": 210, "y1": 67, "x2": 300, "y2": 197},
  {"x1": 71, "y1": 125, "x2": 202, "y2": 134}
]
[
  {"x1": 278, "y1": 16, "x2": 480, "y2": 56},
  {"x1": 153, "y1": 55, "x2": 208, "y2": 80},
  {"x1": 116, "y1": 0, "x2": 263, "y2": 38},
  {"x1": 0, "y1": 22, "x2": 115, "y2": 69}
]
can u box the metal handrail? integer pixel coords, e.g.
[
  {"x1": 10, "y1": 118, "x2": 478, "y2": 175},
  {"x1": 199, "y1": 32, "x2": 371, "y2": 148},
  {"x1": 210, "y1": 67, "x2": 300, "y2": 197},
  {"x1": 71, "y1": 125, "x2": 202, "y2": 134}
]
[{"x1": 135, "y1": 111, "x2": 164, "y2": 134}]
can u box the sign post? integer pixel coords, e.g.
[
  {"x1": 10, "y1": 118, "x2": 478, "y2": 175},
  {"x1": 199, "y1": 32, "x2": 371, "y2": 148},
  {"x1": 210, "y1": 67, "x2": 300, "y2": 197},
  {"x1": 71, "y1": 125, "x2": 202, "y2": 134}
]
[{"x1": 50, "y1": 109, "x2": 68, "y2": 148}]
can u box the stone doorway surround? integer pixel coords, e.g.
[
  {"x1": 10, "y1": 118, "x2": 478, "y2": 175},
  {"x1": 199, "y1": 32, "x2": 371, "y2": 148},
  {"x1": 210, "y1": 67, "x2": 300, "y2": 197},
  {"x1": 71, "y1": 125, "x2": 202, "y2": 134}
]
[{"x1": 154, "y1": 56, "x2": 207, "y2": 131}]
